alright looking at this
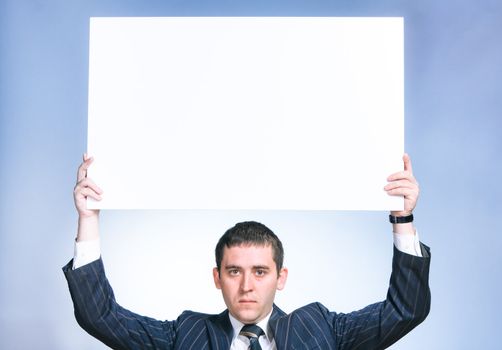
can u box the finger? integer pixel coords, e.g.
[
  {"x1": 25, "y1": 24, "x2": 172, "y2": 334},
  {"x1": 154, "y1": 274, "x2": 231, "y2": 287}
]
[
  {"x1": 79, "y1": 187, "x2": 103, "y2": 201},
  {"x1": 403, "y1": 153, "x2": 413, "y2": 174},
  {"x1": 77, "y1": 156, "x2": 94, "y2": 183},
  {"x1": 75, "y1": 178, "x2": 103, "y2": 195},
  {"x1": 387, "y1": 170, "x2": 416, "y2": 183},
  {"x1": 77, "y1": 161, "x2": 89, "y2": 183},
  {"x1": 385, "y1": 187, "x2": 418, "y2": 198},
  {"x1": 384, "y1": 180, "x2": 418, "y2": 191}
]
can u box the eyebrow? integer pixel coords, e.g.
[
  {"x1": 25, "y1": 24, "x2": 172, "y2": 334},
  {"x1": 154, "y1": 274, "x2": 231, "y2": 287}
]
[{"x1": 223, "y1": 265, "x2": 271, "y2": 270}]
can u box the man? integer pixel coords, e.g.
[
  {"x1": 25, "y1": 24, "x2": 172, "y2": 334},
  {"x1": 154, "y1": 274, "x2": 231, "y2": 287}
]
[{"x1": 64, "y1": 153, "x2": 430, "y2": 349}]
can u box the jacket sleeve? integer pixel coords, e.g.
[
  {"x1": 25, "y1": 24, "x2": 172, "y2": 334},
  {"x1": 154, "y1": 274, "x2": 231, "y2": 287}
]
[
  {"x1": 331, "y1": 244, "x2": 431, "y2": 350},
  {"x1": 63, "y1": 258, "x2": 177, "y2": 350}
]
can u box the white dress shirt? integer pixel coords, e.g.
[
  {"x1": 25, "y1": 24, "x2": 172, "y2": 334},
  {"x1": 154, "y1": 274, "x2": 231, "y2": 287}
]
[{"x1": 228, "y1": 310, "x2": 276, "y2": 350}]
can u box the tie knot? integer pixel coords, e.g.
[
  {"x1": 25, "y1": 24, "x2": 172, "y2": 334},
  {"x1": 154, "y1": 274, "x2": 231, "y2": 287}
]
[{"x1": 239, "y1": 324, "x2": 264, "y2": 339}]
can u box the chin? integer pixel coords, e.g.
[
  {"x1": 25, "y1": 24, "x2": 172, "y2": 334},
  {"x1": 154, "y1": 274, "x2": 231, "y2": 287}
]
[
  {"x1": 234, "y1": 309, "x2": 260, "y2": 324},
  {"x1": 238, "y1": 315, "x2": 259, "y2": 324}
]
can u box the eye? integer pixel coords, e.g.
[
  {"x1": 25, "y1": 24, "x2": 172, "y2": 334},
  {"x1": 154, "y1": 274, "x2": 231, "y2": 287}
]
[
  {"x1": 255, "y1": 269, "x2": 266, "y2": 277},
  {"x1": 228, "y1": 269, "x2": 240, "y2": 276}
]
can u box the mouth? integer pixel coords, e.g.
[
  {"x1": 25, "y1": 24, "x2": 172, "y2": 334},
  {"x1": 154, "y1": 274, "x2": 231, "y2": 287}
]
[{"x1": 238, "y1": 299, "x2": 257, "y2": 304}]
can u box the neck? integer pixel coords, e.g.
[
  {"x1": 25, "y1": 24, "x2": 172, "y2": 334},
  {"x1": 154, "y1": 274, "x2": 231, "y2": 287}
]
[{"x1": 228, "y1": 308, "x2": 274, "y2": 340}]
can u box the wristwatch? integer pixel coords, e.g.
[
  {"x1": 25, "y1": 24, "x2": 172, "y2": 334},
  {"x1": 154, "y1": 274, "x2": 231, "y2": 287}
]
[{"x1": 389, "y1": 213, "x2": 414, "y2": 224}]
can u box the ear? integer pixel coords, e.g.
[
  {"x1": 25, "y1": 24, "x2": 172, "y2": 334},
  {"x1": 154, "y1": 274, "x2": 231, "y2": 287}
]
[
  {"x1": 213, "y1": 267, "x2": 222, "y2": 289},
  {"x1": 276, "y1": 267, "x2": 288, "y2": 291}
]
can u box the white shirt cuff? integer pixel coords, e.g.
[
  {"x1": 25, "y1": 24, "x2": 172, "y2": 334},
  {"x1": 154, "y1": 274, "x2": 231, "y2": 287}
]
[
  {"x1": 72, "y1": 238, "x2": 101, "y2": 270},
  {"x1": 393, "y1": 230, "x2": 422, "y2": 257}
]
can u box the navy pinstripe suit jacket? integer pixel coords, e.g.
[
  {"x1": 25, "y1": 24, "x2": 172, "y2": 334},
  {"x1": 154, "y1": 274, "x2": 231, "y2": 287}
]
[{"x1": 63, "y1": 245, "x2": 430, "y2": 350}]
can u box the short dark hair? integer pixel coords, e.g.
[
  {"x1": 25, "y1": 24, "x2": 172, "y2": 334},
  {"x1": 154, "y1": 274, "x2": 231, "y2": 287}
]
[{"x1": 215, "y1": 221, "x2": 284, "y2": 274}]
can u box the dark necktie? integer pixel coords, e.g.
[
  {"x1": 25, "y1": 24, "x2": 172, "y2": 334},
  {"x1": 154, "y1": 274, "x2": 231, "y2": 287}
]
[{"x1": 239, "y1": 324, "x2": 265, "y2": 350}]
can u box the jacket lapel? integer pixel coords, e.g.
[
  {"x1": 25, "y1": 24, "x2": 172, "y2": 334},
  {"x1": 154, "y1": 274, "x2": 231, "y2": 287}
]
[
  {"x1": 206, "y1": 310, "x2": 233, "y2": 350},
  {"x1": 270, "y1": 304, "x2": 287, "y2": 322},
  {"x1": 269, "y1": 304, "x2": 287, "y2": 349}
]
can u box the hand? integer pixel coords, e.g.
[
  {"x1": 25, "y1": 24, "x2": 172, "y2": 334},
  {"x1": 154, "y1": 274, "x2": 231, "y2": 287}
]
[
  {"x1": 384, "y1": 153, "x2": 419, "y2": 217},
  {"x1": 73, "y1": 154, "x2": 103, "y2": 219}
]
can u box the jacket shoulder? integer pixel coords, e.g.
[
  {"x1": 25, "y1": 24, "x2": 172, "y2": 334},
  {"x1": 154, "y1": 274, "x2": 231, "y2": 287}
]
[{"x1": 176, "y1": 310, "x2": 214, "y2": 325}]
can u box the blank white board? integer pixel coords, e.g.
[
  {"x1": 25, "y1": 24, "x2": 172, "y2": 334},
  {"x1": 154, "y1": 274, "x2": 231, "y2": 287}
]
[{"x1": 87, "y1": 17, "x2": 404, "y2": 210}]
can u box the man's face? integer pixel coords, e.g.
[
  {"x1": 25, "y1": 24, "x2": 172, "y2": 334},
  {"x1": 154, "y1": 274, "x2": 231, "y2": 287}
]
[{"x1": 213, "y1": 244, "x2": 288, "y2": 324}]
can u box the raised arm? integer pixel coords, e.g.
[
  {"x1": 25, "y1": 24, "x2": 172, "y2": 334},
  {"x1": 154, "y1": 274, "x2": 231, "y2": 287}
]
[
  {"x1": 64, "y1": 155, "x2": 177, "y2": 349},
  {"x1": 337, "y1": 153, "x2": 429, "y2": 348},
  {"x1": 272, "y1": 154, "x2": 430, "y2": 350}
]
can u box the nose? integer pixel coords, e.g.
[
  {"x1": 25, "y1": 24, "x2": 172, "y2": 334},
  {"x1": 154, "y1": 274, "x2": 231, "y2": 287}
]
[{"x1": 240, "y1": 272, "x2": 254, "y2": 292}]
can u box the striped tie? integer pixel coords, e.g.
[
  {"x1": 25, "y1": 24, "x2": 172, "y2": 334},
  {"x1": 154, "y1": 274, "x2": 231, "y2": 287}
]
[{"x1": 240, "y1": 324, "x2": 265, "y2": 350}]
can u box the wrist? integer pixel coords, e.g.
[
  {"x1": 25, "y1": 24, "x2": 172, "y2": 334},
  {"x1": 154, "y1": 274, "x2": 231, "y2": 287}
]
[
  {"x1": 76, "y1": 214, "x2": 100, "y2": 242},
  {"x1": 389, "y1": 212, "x2": 415, "y2": 235},
  {"x1": 390, "y1": 210, "x2": 413, "y2": 217},
  {"x1": 77, "y1": 206, "x2": 100, "y2": 219},
  {"x1": 392, "y1": 222, "x2": 415, "y2": 235}
]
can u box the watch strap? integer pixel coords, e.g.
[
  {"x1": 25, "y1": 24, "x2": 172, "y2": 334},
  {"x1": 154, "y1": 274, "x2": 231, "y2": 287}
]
[{"x1": 389, "y1": 214, "x2": 414, "y2": 224}]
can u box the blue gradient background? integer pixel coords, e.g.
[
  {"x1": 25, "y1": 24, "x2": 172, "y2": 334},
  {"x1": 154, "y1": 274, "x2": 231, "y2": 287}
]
[{"x1": 1, "y1": 1, "x2": 501, "y2": 349}]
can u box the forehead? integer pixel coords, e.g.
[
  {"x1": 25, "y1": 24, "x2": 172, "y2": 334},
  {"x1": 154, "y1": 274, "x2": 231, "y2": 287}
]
[{"x1": 222, "y1": 244, "x2": 275, "y2": 266}]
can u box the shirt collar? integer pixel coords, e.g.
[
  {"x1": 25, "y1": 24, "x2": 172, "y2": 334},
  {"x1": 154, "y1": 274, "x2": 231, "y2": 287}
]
[{"x1": 228, "y1": 309, "x2": 274, "y2": 342}]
